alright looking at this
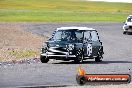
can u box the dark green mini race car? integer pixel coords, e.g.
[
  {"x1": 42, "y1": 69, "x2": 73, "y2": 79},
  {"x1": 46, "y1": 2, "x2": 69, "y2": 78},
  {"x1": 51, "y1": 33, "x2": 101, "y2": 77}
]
[{"x1": 40, "y1": 27, "x2": 104, "y2": 63}]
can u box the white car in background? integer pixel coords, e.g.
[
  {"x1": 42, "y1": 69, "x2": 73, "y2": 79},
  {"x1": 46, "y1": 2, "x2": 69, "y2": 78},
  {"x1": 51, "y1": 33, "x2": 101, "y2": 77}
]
[{"x1": 123, "y1": 15, "x2": 132, "y2": 34}]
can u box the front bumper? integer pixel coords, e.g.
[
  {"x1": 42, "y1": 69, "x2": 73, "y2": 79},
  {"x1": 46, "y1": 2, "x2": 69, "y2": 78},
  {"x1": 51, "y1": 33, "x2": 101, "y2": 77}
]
[
  {"x1": 123, "y1": 25, "x2": 132, "y2": 34},
  {"x1": 41, "y1": 53, "x2": 76, "y2": 57},
  {"x1": 41, "y1": 46, "x2": 76, "y2": 59},
  {"x1": 41, "y1": 53, "x2": 76, "y2": 60},
  {"x1": 123, "y1": 25, "x2": 132, "y2": 30}
]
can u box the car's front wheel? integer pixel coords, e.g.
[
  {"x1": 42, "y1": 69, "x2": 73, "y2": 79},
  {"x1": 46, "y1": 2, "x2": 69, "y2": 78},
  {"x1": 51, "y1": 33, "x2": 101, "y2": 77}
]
[
  {"x1": 74, "y1": 50, "x2": 83, "y2": 63},
  {"x1": 95, "y1": 55, "x2": 102, "y2": 62},
  {"x1": 40, "y1": 55, "x2": 49, "y2": 63},
  {"x1": 123, "y1": 31, "x2": 126, "y2": 34},
  {"x1": 74, "y1": 58, "x2": 82, "y2": 63}
]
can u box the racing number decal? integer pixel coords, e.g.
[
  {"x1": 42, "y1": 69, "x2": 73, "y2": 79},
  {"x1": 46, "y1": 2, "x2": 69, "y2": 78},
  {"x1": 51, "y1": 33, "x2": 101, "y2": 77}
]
[{"x1": 87, "y1": 44, "x2": 92, "y2": 56}]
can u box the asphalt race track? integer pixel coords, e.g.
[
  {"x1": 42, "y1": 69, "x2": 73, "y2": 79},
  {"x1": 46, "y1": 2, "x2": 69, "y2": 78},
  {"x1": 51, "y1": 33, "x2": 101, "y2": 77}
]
[{"x1": 0, "y1": 22, "x2": 132, "y2": 87}]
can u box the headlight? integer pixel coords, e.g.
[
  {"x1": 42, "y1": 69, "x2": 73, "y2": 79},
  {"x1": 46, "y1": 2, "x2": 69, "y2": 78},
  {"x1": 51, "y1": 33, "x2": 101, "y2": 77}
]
[
  {"x1": 41, "y1": 43, "x2": 47, "y2": 53},
  {"x1": 68, "y1": 44, "x2": 74, "y2": 50},
  {"x1": 42, "y1": 43, "x2": 47, "y2": 48}
]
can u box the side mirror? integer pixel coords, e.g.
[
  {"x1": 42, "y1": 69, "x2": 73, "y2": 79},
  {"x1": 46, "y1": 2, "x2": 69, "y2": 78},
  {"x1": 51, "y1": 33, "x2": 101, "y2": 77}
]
[
  {"x1": 49, "y1": 38, "x2": 52, "y2": 40},
  {"x1": 100, "y1": 41, "x2": 102, "y2": 45}
]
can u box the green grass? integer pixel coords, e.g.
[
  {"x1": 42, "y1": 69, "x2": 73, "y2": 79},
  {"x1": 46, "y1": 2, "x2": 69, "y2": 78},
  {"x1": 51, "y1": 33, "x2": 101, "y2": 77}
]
[
  {"x1": 8, "y1": 49, "x2": 38, "y2": 59},
  {"x1": 0, "y1": 57, "x2": 5, "y2": 62},
  {"x1": 0, "y1": 0, "x2": 132, "y2": 22}
]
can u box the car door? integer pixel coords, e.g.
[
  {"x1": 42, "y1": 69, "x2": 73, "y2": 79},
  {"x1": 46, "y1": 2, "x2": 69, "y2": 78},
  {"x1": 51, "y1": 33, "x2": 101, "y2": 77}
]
[{"x1": 83, "y1": 30, "x2": 100, "y2": 57}]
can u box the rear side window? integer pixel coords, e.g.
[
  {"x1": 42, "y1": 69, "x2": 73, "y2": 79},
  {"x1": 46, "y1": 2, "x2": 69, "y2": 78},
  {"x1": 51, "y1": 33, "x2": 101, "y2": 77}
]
[
  {"x1": 84, "y1": 31, "x2": 99, "y2": 41},
  {"x1": 91, "y1": 31, "x2": 99, "y2": 41}
]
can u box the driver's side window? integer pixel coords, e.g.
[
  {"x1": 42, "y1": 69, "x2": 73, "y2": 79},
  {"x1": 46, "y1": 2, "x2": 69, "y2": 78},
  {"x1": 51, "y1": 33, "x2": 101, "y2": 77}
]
[{"x1": 84, "y1": 31, "x2": 91, "y2": 42}]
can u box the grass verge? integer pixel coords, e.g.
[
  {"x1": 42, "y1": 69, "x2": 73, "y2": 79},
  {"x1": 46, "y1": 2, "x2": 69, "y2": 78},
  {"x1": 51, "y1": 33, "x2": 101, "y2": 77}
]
[
  {"x1": 8, "y1": 49, "x2": 38, "y2": 59},
  {"x1": 0, "y1": 0, "x2": 132, "y2": 22}
]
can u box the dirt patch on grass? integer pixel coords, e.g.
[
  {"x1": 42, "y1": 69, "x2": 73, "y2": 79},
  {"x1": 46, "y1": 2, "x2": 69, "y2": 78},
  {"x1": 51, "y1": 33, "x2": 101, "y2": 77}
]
[{"x1": 0, "y1": 23, "x2": 47, "y2": 62}]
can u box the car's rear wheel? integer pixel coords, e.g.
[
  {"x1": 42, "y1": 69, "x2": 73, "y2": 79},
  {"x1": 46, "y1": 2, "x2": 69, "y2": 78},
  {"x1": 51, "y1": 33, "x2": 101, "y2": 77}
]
[{"x1": 40, "y1": 55, "x2": 49, "y2": 63}]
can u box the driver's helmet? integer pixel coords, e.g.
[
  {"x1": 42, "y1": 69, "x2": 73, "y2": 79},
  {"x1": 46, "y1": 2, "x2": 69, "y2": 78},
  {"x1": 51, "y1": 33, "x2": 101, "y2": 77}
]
[{"x1": 71, "y1": 31, "x2": 77, "y2": 40}]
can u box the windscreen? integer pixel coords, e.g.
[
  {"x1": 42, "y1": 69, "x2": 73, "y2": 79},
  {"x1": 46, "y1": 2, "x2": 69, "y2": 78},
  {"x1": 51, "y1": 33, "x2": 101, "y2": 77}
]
[
  {"x1": 127, "y1": 18, "x2": 132, "y2": 22},
  {"x1": 52, "y1": 29, "x2": 83, "y2": 42}
]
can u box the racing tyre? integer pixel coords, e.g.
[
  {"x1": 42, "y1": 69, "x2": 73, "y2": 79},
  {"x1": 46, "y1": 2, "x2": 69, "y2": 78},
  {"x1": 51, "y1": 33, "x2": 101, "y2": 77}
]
[
  {"x1": 95, "y1": 55, "x2": 102, "y2": 62},
  {"x1": 123, "y1": 31, "x2": 126, "y2": 34},
  {"x1": 127, "y1": 32, "x2": 132, "y2": 35},
  {"x1": 74, "y1": 56, "x2": 83, "y2": 63},
  {"x1": 74, "y1": 59, "x2": 81, "y2": 64},
  {"x1": 40, "y1": 55, "x2": 49, "y2": 63},
  {"x1": 74, "y1": 50, "x2": 83, "y2": 63},
  {"x1": 95, "y1": 48, "x2": 103, "y2": 62}
]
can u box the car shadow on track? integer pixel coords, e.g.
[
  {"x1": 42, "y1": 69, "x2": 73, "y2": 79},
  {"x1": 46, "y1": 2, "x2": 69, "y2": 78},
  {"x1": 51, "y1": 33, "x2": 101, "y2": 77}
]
[{"x1": 52, "y1": 60, "x2": 132, "y2": 64}]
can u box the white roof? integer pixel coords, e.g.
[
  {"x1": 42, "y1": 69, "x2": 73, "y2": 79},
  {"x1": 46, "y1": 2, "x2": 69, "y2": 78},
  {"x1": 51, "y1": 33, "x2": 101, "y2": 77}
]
[
  {"x1": 128, "y1": 15, "x2": 132, "y2": 17},
  {"x1": 128, "y1": 15, "x2": 132, "y2": 18},
  {"x1": 56, "y1": 27, "x2": 95, "y2": 31}
]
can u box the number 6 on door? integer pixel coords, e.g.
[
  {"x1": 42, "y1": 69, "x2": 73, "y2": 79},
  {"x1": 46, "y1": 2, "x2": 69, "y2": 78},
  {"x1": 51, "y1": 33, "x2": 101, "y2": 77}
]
[{"x1": 87, "y1": 44, "x2": 92, "y2": 56}]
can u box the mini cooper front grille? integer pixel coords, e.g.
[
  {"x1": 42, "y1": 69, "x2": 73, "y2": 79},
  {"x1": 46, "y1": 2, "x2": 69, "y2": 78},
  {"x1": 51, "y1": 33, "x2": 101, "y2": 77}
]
[{"x1": 47, "y1": 47, "x2": 68, "y2": 55}]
